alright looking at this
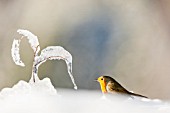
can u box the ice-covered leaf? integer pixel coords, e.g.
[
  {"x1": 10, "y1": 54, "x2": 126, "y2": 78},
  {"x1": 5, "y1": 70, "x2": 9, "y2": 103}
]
[
  {"x1": 17, "y1": 29, "x2": 40, "y2": 54},
  {"x1": 40, "y1": 46, "x2": 72, "y2": 62},
  {"x1": 11, "y1": 39, "x2": 25, "y2": 67},
  {"x1": 37, "y1": 46, "x2": 77, "y2": 89}
]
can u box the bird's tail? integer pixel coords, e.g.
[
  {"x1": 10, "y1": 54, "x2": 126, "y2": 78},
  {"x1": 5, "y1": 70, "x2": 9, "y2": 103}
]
[{"x1": 128, "y1": 91, "x2": 148, "y2": 98}]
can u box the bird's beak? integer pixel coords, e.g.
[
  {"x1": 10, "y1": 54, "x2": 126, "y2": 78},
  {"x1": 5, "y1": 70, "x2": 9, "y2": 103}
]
[{"x1": 94, "y1": 79, "x2": 98, "y2": 82}]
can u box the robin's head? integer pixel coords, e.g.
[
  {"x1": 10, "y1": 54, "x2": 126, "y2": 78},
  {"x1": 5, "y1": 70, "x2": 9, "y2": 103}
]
[
  {"x1": 96, "y1": 76, "x2": 108, "y2": 93},
  {"x1": 97, "y1": 76, "x2": 113, "y2": 83},
  {"x1": 96, "y1": 76, "x2": 105, "y2": 83}
]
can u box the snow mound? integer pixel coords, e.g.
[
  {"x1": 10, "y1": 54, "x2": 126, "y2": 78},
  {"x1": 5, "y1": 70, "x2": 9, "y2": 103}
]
[{"x1": 0, "y1": 78, "x2": 56, "y2": 99}]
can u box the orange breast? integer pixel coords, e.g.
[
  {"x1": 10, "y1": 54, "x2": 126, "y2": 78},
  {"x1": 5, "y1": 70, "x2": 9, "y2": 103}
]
[{"x1": 99, "y1": 81, "x2": 107, "y2": 93}]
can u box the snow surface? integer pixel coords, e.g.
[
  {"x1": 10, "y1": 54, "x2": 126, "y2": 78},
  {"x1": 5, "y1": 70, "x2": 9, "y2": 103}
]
[{"x1": 0, "y1": 78, "x2": 169, "y2": 113}]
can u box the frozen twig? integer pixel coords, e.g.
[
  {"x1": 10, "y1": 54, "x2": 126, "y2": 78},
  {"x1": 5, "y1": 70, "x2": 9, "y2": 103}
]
[{"x1": 11, "y1": 29, "x2": 77, "y2": 89}]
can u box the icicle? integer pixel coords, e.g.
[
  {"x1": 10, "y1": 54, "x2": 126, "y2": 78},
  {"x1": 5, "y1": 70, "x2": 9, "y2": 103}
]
[{"x1": 66, "y1": 61, "x2": 77, "y2": 90}]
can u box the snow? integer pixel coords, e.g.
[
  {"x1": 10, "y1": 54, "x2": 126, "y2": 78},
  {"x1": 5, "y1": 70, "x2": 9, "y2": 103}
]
[
  {"x1": 0, "y1": 78, "x2": 56, "y2": 98},
  {"x1": 0, "y1": 79, "x2": 169, "y2": 113}
]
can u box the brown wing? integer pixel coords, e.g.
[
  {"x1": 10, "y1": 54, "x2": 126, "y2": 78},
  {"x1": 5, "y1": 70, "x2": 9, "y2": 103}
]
[
  {"x1": 104, "y1": 76, "x2": 129, "y2": 93},
  {"x1": 105, "y1": 76, "x2": 147, "y2": 98},
  {"x1": 107, "y1": 80, "x2": 130, "y2": 94}
]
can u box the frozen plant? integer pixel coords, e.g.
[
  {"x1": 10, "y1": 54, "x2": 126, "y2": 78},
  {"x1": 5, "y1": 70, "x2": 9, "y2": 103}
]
[{"x1": 11, "y1": 29, "x2": 77, "y2": 89}]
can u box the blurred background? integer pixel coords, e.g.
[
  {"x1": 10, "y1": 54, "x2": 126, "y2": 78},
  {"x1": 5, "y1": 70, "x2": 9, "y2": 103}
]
[{"x1": 0, "y1": 0, "x2": 170, "y2": 100}]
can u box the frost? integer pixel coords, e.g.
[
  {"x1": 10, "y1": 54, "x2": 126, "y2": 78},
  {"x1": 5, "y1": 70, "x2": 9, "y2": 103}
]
[
  {"x1": 11, "y1": 29, "x2": 77, "y2": 89},
  {"x1": 17, "y1": 29, "x2": 40, "y2": 54},
  {"x1": 11, "y1": 29, "x2": 40, "y2": 66},
  {"x1": 11, "y1": 39, "x2": 25, "y2": 66},
  {"x1": 40, "y1": 46, "x2": 72, "y2": 62}
]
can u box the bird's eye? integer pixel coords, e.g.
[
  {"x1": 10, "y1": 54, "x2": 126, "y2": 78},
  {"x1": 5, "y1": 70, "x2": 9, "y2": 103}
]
[{"x1": 101, "y1": 78, "x2": 103, "y2": 80}]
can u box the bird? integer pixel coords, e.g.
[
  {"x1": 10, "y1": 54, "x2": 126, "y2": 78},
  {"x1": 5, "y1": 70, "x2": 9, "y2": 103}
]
[{"x1": 96, "y1": 75, "x2": 147, "y2": 98}]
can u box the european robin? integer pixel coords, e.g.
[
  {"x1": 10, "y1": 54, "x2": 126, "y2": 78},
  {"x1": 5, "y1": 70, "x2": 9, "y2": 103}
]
[{"x1": 96, "y1": 75, "x2": 147, "y2": 98}]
